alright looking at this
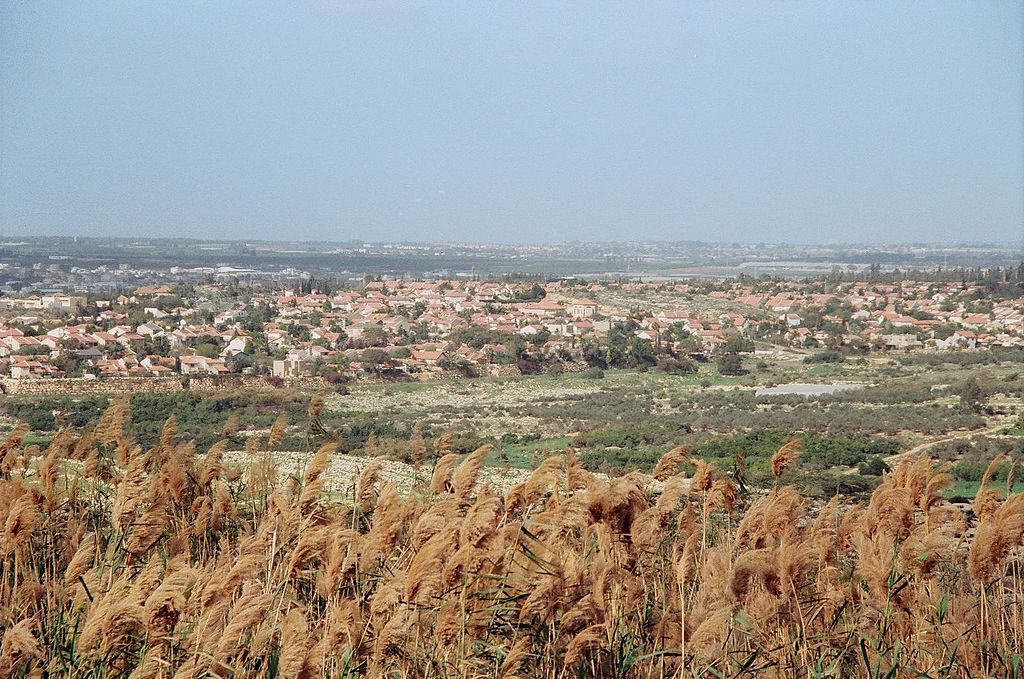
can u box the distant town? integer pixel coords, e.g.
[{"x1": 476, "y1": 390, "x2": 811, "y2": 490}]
[{"x1": 0, "y1": 243, "x2": 1021, "y2": 385}]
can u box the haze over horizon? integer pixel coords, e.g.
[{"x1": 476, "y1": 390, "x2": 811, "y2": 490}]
[{"x1": 2, "y1": 2, "x2": 1022, "y2": 245}]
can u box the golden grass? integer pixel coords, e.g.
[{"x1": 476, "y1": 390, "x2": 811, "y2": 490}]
[{"x1": 1, "y1": 402, "x2": 1023, "y2": 678}]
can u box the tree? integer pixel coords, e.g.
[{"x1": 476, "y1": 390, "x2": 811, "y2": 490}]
[
  {"x1": 360, "y1": 348, "x2": 392, "y2": 374},
  {"x1": 959, "y1": 376, "x2": 984, "y2": 412},
  {"x1": 724, "y1": 335, "x2": 755, "y2": 354},
  {"x1": 716, "y1": 351, "x2": 746, "y2": 376},
  {"x1": 229, "y1": 352, "x2": 254, "y2": 373},
  {"x1": 656, "y1": 355, "x2": 697, "y2": 375},
  {"x1": 144, "y1": 335, "x2": 172, "y2": 357}
]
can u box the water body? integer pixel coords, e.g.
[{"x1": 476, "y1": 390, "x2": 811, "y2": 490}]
[{"x1": 756, "y1": 383, "x2": 866, "y2": 397}]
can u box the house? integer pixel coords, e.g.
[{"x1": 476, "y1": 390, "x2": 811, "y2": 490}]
[
  {"x1": 220, "y1": 336, "x2": 249, "y2": 357},
  {"x1": 521, "y1": 300, "x2": 563, "y2": 317},
  {"x1": 410, "y1": 349, "x2": 445, "y2": 366},
  {"x1": 567, "y1": 299, "x2": 598, "y2": 318},
  {"x1": 179, "y1": 355, "x2": 229, "y2": 375},
  {"x1": 881, "y1": 334, "x2": 921, "y2": 350},
  {"x1": 9, "y1": 358, "x2": 58, "y2": 379},
  {"x1": 272, "y1": 357, "x2": 315, "y2": 378},
  {"x1": 935, "y1": 330, "x2": 977, "y2": 350},
  {"x1": 136, "y1": 322, "x2": 164, "y2": 338}
]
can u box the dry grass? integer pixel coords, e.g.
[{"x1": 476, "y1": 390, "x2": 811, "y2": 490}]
[{"x1": 1, "y1": 401, "x2": 1023, "y2": 678}]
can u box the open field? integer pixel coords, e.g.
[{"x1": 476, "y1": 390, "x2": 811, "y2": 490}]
[{"x1": 1, "y1": 350, "x2": 1023, "y2": 503}]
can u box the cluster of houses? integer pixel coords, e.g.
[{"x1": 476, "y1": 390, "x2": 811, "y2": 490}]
[{"x1": 1, "y1": 276, "x2": 1022, "y2": 381}]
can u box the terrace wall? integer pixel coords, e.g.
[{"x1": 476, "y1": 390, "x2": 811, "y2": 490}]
[{"x1": 0, "y1": 375, "x2": 327, "y2": 396}]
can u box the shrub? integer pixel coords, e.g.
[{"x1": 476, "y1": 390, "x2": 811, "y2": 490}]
[{"x1": 804, "y1": 350, "x2": 845, "y2": 364}]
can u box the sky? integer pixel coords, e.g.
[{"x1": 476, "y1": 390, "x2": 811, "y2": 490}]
[{"x1": 1, "y1": 1, "x2": 1022, "y2": 244}]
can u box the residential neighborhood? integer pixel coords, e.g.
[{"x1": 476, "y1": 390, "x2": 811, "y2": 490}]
[{"x1": 1, "y1": 272, "x2": 1022, "y2": 383}]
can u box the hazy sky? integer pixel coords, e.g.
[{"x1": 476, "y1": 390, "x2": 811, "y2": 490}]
[{"x1": 1, "y1": 2, "x2": 1022, "y2": 244}]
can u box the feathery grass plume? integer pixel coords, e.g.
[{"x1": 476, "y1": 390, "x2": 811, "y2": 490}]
[
  {"x1": 305, "y1": 444, "x2": 337, "y2": 485},
  {"x1": 633, "y1": 478, "x2": 688, "y2": 553},
  {"x1": 563, "y1": 623, "x2": 606, "y2": 669},
  {"x1": 730, "y1": 548, "x2": 781, "y2": 601},
  {"x1": 435, "y1": 427, "x2": 455, "y2": 457},
  {"x1": 9, "y1": 406, "x2": 1024, "y2": 678},
  {"x1": 565, "y1": 447, "x2": 596, "y2": 492},
  {"x1": 689, "y1": 605, "x2": 733, "y2": 662},
  {"x1": 307, "y1": 391, "x2": 329, "y2": 440},
  {"x1": 64, "y1": 532, "x2": 96, "y2": 586},
  {"x1": 653, "y1": 445, "x2": 692, "y2": 481},
  {"x1": 96, "y1": 396, "x2": 130, "y2": 446},
  {"x1": 974, "y1": 454, "x2": 1009, "y2": 520},
  {"x1": 735, "y1": 485, "x2": 805, "y2": 550},
  {"x1": 286, "y1": 524, "x2": 335, "y2": 578},
  {"x1": 408, "y1": 422, "x2": 427, "y2": 468},
  {"x1": 451, "y1": 443, "x2": 492, "y2": 499},
  {"x1": 159, "y1": 415, "x2": 177, "y2": 447},
  {"x1": 855, "y1": 530, "x2": 905, "y2": 608},
  {"x1": 1, "y1": 422, "x2": 30, "y2": 456},
  {"x1": 319, "y1": 598, "x2": 364, "y2": 658},
  {"x1": 356, "y1": 461, "x2": 382, "y2": 512},
  {"x1": 144, "y1": 561, "x2": 196, "y2": 632},
  {"x1": 245, "y1": 432, "x2": 261, "y2": 454},
  {"x1": 278, "y1": 608, "x2": 312, "y2": 679},
  {"x1": 771, "y1": 437, "x2": 801, "y2": 484},
  {"x1": 708, "y1": 477, "x2": 739, "y2": 514},
  {"x1": 920, "y1": 469, "x2": 952, "y2": 515},
  {"x1": 655, "y1": 476, "x2": 689, "y2": 514},
  {"x1": 499, "y1": 637, "x2": 532, "y2": 679},
  {"x1": 429, "y1": 452, "x2": 461, "y2": 494},
  {"x1": 898, "y1": 526, "x2": 952, "y2": 578},
  {"x1": 523, "y1": 455, "x2": 565, "y2": 503},
  {"x1": 587, "y1": 476, "x2": 648, "y2": 534},
  {"x1": 459, "y1": 488, "x2": 502, "y2": 548},
  {"x1": 200, "y1": 440, "x2": 227, "y2": 490},
  {"x1": 37, "y1": 442, "x2": 63, "y2": 507},
  {"x1": 689, "y1": 458, "x2": 714, "y2": 493},
  {"x1": 0, "y1": 618, "x2": 40, "y2": 672},
  {"x1": 268, "y1": 414, "x2": 288, "y2": 448},
  {"x1": 124, "y1": 505, "x2": 169, "y2": 557},
  {"x1": 810, "y1": 496, "x2": 842, "y2": 564},
  {"x1": 968, "y1": 492, "x2": 1024, "y2": 582},
  {"x1": 298, "y1": 441, "x2": 335, "y2": 512},
  {"x1": 405, "y1": 527, "x2": 456, "y2": 603},
  {"x1": 865, "y1": 485, "x2": 916, "y2": 541},
  {"x1": 1, "y1": 491, "x2": 40, "y2": 559},
  {"x1": 979, "y1": 453, "x2": 1008, "y2": 489},
  {"x1": 215, "y1": 580, "x2": 271, "y2": 661},
  {"x1": 222, "y1": 411, "x2": 241, "y2": 438},
  {"x1": 308, "y1": 391, "x2": 325, "y2": 420}
]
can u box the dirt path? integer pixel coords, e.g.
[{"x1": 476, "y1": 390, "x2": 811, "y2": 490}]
[{"x1": 885, "y1": 418, "x2": 1013, "y2": 468}]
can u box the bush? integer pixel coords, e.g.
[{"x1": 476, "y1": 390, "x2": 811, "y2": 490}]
[
  {"x1": 716, "y1": 352, "x2": 746, "y2": 376},
  {"x1": 656, "y1": 355, "x2": 697, "y2": 375},
  {"x1": 804, "y1": 350, "x2": 845, "y2": 364}
]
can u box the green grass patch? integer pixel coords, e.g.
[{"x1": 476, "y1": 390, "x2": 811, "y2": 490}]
[
  {"x1": 945, "y1": 480, "x2": 1024, "y2": 500},
  {"x1": 491, "y1": 436, "x2": 572, "y2": 469}
]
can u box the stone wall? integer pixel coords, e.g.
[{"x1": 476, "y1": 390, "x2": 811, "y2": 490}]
[
  {"x1": 0, "y1": 375, "x2": 327, "y2": 396},
  {"x1": 0, "y1": 377, "x2": 183, "y2": 395},
  {"x1": 188, "y1": 375, "x2": 327, "y2": 392},
  {"x1": 0, "y1": 364, "x2": 593, "y2": 396}
]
